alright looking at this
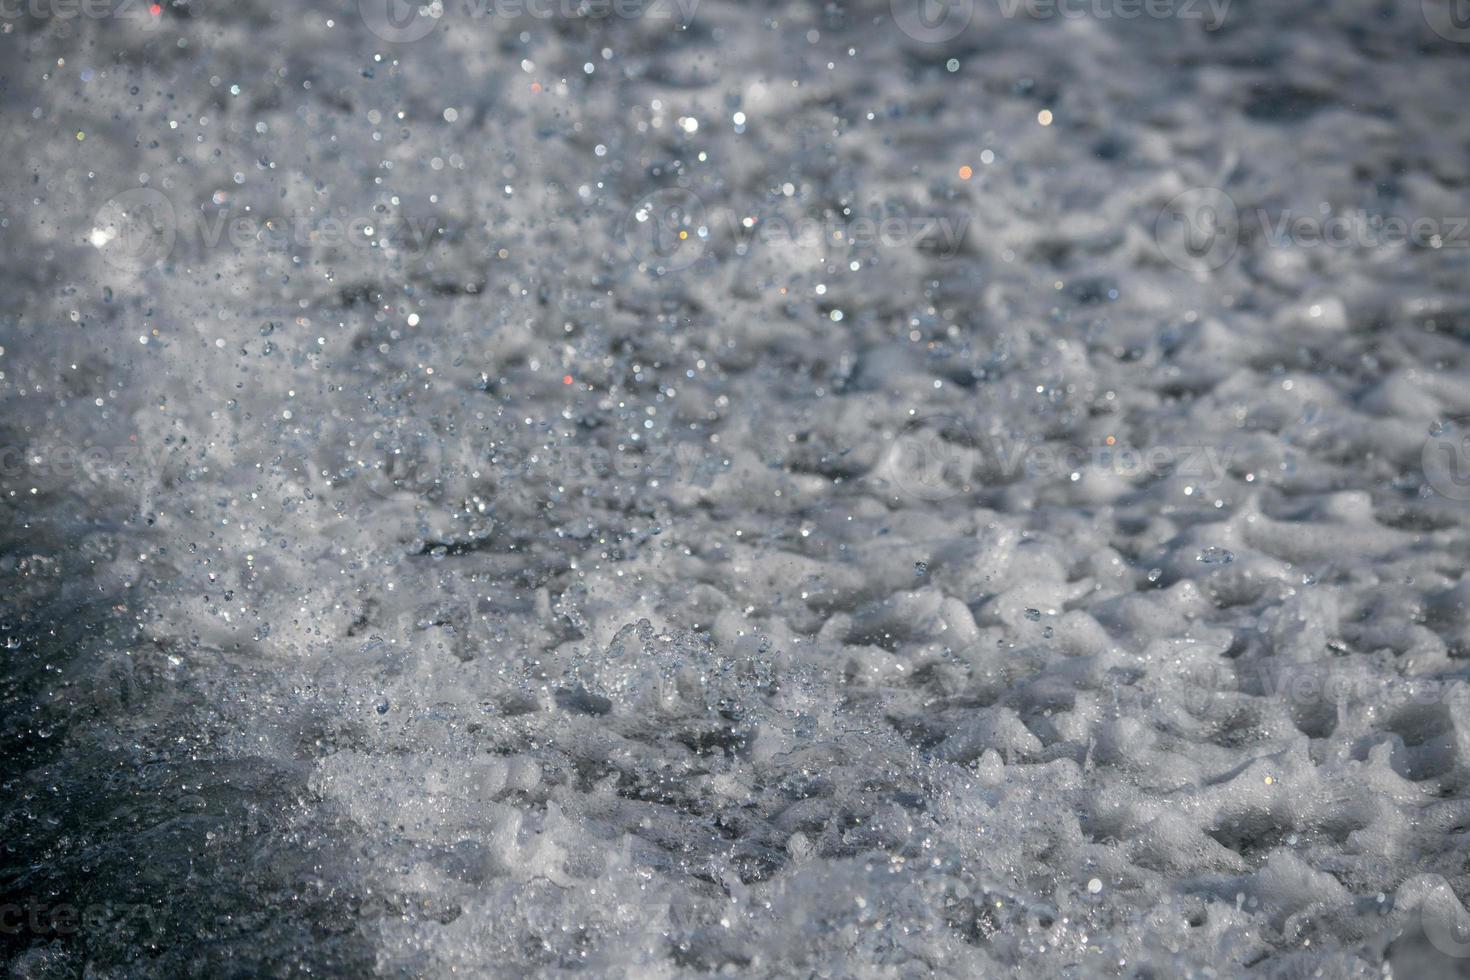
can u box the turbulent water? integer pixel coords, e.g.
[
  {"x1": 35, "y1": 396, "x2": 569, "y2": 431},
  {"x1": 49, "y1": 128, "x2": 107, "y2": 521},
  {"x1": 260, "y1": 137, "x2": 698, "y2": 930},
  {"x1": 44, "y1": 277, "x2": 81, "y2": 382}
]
[{"x1": 5, "y1": 0, "x2": 1470, "y2": 976}]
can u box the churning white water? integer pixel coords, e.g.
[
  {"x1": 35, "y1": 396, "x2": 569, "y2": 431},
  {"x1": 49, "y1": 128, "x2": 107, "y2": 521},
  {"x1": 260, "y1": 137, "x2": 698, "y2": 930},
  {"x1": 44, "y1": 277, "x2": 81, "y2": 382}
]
[{"x1": 5, "y1": 0, "x2": 1470, "y2": 976}]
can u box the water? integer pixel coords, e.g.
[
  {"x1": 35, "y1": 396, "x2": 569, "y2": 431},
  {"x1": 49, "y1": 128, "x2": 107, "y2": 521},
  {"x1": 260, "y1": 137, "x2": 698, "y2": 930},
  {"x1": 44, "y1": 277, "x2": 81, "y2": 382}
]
[{"x1": 4, "y1": 1, "x2": 1470, "y2": 976}]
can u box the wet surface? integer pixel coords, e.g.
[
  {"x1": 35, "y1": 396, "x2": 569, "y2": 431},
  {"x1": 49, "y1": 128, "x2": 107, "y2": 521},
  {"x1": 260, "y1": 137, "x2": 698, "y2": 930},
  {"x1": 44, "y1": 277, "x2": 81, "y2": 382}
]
[{"x1": 5, "y1": 1, "x2": 1470, "y2": 975}]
